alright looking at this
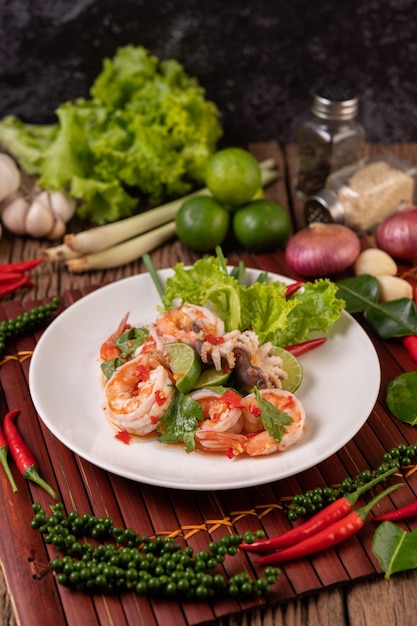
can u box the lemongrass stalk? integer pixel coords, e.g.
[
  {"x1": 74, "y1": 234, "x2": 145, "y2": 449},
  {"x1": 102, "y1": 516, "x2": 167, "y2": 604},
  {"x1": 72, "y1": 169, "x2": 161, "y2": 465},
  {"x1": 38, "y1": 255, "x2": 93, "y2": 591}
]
[
  {"x1": 64, "y1": 159, "x2": 277, "y2": 255},
  {"x1": 64, "y1": 189, "x2": 209, "y2": 255},
  {"x1": 66, "y1": 221, "x2": 176, "y2": 273},
  {"x1": 40, "y1": 242, "x2": 83, "y2": 262}
]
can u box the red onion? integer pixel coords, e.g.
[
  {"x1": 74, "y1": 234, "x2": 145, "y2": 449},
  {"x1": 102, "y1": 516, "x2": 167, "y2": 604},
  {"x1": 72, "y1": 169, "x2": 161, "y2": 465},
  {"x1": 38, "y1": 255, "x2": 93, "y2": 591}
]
[
  {"x1": 285, "y1": 222, "x2": 361, "y2": 277},
  {"x1": 375, "y1": 207, "x2": 417, "y2": 260}
]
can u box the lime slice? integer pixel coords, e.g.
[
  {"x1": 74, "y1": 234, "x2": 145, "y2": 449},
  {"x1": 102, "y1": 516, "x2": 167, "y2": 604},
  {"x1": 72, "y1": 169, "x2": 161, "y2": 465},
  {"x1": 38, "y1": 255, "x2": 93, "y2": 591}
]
[
  {"x1": 386, "y1": 371, "x2": 417, "y2": 425},
  {"x1": 192, "y1": 367, "x2": 231, "y2": 390},
  {"x1": 271, "y1": 346, "x2": 303, "y2": 393},
  {"x1": 164, "y1": 342, "x2": 202, "y2": 393}
]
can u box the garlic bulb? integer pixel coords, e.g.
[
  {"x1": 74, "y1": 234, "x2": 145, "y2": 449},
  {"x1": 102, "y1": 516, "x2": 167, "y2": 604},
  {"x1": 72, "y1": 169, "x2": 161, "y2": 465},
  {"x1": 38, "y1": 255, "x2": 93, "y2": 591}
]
[
  {"x1": 354, "y1": 248, "x2": 398, "y2": 277},
  {"x1": 377, "y1": 275, "x2": 413, "y2": 302},
  {"x1": 25, "y1": 195, "x2": 56, "y2": 237},
  {"x1": 0, "y1": 187, "x2": 77, "y2": 239},
  {"x1": 47, "y1": 190, "x2": 76, "y2": 223},
  {"x1": 0, "y1": 194, "x2": 30, "y2": 235},
  {"x1": 46, "y1": 216, "x2": 67, "y2": 240},
  {"x1": 0, "y1": 153, "x2": 21, "y2": 203}
]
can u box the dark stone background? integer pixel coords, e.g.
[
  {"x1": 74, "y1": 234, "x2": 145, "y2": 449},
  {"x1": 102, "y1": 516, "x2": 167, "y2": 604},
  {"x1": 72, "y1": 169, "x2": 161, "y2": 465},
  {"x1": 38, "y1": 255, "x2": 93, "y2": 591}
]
[{"x1": 1, "y1": 0, "x2": 416, "y2": 145}]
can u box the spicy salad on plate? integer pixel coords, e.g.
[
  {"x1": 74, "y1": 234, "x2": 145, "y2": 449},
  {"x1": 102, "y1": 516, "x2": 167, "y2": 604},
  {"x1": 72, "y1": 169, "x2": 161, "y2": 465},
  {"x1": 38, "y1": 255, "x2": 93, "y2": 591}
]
[{"x1": 99, "y1": 253, "x2": 345, "y2": 459}]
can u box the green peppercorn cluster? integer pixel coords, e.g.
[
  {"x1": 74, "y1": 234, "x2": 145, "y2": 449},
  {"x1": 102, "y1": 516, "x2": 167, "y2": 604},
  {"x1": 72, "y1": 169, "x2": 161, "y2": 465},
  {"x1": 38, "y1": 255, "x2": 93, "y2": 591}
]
[
  {"x1": 287, "y1": 443, "x2": 417, "y2": 521},
  {"x1": 31, "y1": 503, "x2": 279, "y2": 599},
  {"x1": 0, "y1": 297, "x2": 60, "y2": 356}
]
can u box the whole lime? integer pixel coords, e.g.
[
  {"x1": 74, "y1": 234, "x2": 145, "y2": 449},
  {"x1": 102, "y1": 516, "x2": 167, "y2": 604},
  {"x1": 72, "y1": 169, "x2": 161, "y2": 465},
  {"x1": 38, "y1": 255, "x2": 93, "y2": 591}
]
[
  {"x1": 233, "y1": 199, "x2": 291, "y2": 251},
  {"x1": 205, "y1": 148, "x2": 262, "y2": 208},
  {"x1": 175, "y1": 195, "x2": 230, "y2": 252}
]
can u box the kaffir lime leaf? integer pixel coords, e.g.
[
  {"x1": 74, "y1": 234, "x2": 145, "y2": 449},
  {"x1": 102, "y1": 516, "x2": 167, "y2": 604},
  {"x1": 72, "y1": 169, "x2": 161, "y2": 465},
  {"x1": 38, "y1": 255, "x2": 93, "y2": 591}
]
[{"x1": 386, "y1": 371, "x2": 417, "y2": 425}]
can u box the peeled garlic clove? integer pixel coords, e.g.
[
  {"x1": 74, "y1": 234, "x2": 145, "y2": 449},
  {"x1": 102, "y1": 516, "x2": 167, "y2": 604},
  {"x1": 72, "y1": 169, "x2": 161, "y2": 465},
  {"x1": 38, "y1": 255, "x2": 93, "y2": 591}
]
[
  {"x1": 0, "y1": 153, "x2": 21, "y2": 202},
  {"x1": 0, "y1": 194, "x2": 30, "y2": 235},
  {"x1": 354, "y1": 248, "x2": 398, "y2": 277},
  {"x1": 47, "y1": 190, "x2": 76, "y2": 223},
  {"x1": 377, "y1": 275, "x2": 413, "y2": 302},
  {"x1": 46, "y1": 216, "x2": 67, "y2": 240},
  {"x1": 25, "y1": 195, "x2": 56, "y2": 238}
]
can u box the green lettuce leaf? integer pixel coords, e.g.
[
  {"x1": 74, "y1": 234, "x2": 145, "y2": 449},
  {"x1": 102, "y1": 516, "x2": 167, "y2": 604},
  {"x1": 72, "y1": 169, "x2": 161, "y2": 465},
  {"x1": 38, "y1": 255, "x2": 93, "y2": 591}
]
[
  {"x1": 161, "y1": 257, "x2": 344, "y2": 347},
  {"x1": 0, "y1": 45, "x2": 222, "y2": 224},
  {"x1": 162, "y1": 257, "x2": 243, "y2": 331},
  {"x1": 271, "y1": 279, "x2": 345, "y2": 347},
  {"x1": 0, "y1": 115, "x2": 58, "y2": 175}
]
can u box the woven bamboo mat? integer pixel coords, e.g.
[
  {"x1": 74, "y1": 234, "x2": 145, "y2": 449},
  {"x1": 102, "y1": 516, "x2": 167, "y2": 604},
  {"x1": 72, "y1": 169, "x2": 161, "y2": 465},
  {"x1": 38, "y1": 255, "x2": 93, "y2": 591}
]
[{"x1": 1, "y1": 251, "x2": 417, "y2": 626}]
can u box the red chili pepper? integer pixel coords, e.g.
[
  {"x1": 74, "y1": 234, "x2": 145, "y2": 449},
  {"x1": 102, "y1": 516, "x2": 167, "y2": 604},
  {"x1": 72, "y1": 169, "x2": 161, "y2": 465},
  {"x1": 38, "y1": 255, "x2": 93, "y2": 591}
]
[
  {"x1": 0, "y1": 259, "x2": 43, "y2": 273},
  {"x1": 403, "y1": 335, "x2": 417, "y2": 364},
  {"x1": 285, "y1": 281, "x2": 305, "y2": 298},
  {"x1": 3, "y1": 409, "x2": 57, "y2": 499},
  {"x1": 221, "y1": 389, "x2": 243, "y2": 408},
  {"x1": 255, "y1": 483, "x2": 402, "y2": 565},
  {"x1": 0, "y1": 422, "x2": 18, "y2": 493},
  {"x1": 285, "y1": 337, "x2": 327, "y2": 356},
  {"x1": 373, "y1": 497, "x2": 417, "y2": 522},
  {"x1": 241, "y1": 467, "x2": 398, "y2": 553},
  {"x1": 0, "y1": 274, "x2": 34, "y2": 298},
  {"x1": 0, "y1": 272, "x2": 29, "y2": 282}
]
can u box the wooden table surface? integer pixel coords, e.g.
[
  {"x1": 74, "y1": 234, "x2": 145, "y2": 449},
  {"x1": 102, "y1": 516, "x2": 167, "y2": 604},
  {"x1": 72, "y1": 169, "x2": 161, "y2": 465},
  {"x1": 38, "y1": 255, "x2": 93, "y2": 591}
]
[{"x1": 1, "y1": 142, "x2": 417, "y2": 626}]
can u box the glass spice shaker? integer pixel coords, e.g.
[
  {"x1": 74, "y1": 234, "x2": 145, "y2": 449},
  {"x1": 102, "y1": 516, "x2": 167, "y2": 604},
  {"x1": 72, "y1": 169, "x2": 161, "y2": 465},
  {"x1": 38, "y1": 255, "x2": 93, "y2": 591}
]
[
  {"x1": 295, "y1": 85, "x2": 366, "y2": 200},
  {"x1": 304, "y1": 152, "x2": 417, "y2": 234}
]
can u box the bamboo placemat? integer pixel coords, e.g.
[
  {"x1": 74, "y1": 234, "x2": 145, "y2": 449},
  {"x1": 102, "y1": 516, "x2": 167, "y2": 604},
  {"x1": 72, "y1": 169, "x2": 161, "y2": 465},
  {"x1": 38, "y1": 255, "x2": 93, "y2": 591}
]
[{"x1": 1, "y1": 255, "x2": 417, "y2": 626}]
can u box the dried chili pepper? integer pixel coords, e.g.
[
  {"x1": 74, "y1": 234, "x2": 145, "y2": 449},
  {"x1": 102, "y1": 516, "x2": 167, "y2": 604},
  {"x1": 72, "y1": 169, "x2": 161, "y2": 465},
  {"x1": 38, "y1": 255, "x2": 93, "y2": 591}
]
[
  {"x1": 285, "y1": 337, "x2": 327, "y2": 356},
  {"x1": 255, "y1": 483, "x2": 402, "y2": 565},
  {"x1": 373, "y1": 497, "x2": 417, "y2": 522},
  {"x1": 3, "y1": 409, "x2": 57, "y2": 499},
  {"x1": 240, "y1": 467, "x2": 398, "y2": 553},
  {"x1": 403, "y1": 335, "x2": 417, "y2": 364},
  {"x1": 0, "y1": 422, "x2": 18, "y2": 492},
  {"x1": 285, "y1": 281, "x2": 305, "y2": 299}
]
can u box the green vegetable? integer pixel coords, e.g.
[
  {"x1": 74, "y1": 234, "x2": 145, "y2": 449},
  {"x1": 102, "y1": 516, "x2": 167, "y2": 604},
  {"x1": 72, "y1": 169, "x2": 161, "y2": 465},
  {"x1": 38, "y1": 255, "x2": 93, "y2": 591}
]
[
  {"x1": 286, "y1": 442, "x2": 417, "y2": 521},
  {"x1": 101, "y1": 326, "x2": 150, "y2": 381},
  {"x1": 336, "y1": 275, "x2": 417, "y2": 338},
  {"x1": 386, "y1": 372, "x2": 417, "y2": 425},
  {"x1": 157, "y1": 390, "x2": 203, "y2": 452},
  {"x1": 0, "y1": 297, "x2": 60, "y2": 356},
  {"x1": 161, "y1": 256, "x2": 344, "y2": 347},
  {"x1": 30, "y1": 502, "x2": 280, "y2": 598},
  {"x1": 372, "y1": 521, "x2": 417, "y2": 579},
  {"x1": 0, "y1": 46, "x2": 222, "y2": 225},
  {"x1": 254, "y1": 387, "x2": 292, "y2": 442}
]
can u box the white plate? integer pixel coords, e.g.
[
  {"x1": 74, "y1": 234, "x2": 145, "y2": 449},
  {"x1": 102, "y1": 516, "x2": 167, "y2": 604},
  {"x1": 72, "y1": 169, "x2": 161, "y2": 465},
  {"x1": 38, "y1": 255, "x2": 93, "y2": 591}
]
[{"x1": 29, "y1": 269, "x2": 380, "y2": 491}]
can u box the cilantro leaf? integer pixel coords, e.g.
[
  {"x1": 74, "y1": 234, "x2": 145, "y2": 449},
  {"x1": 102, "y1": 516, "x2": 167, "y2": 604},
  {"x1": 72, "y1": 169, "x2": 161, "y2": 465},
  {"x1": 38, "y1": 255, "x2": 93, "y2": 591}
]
[
  {"x1": 254, "y1": 388, "x2": 292, "y2": 443},
  {"x1": 100, "y1": 326, "x2": 150, "y2": 381},
  {"x1": 157, "y1": 390, "x2": 203, "y2": 453}
]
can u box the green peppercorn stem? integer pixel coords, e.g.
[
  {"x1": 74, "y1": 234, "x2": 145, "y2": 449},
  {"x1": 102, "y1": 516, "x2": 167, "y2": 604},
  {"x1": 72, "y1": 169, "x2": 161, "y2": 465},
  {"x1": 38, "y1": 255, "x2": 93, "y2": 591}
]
[
  {"x1": 286, "y1": 442, "x2": 417, "y2": 521},
  {"x1": 30, "y1": 503, "x2": 280, "y2": 599},
  {"x1": 0, "y1": 297, "x2": 60, "y2": 357}
]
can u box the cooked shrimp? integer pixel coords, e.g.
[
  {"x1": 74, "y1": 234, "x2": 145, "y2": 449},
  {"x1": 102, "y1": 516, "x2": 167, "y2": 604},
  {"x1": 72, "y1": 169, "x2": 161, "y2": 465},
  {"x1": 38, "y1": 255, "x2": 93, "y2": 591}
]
[
  {"x1": 241, "y1": 389, "x2": 306, "y2": 456},
  {"x1": 195, "y1": 430, "x2": 248, "y2": 457},
  {"x1": 100, "y1": 312, "x2": 131, "y2": 361},
  {"x1": 192, "y1": 388, "x2": 246, "y2": 456},
  {"x1": 134, "y1": 324, "x2": 166, "y2": 356},
  {"x1": 104, "y1": 352, "x2": 175, "y2": 436},
  {"x1": 155, "y1": 304, "x2": 225, "y2": 348},
  {"x1": 191, "y1": 388, "x2": 244, "y2": 434}
]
